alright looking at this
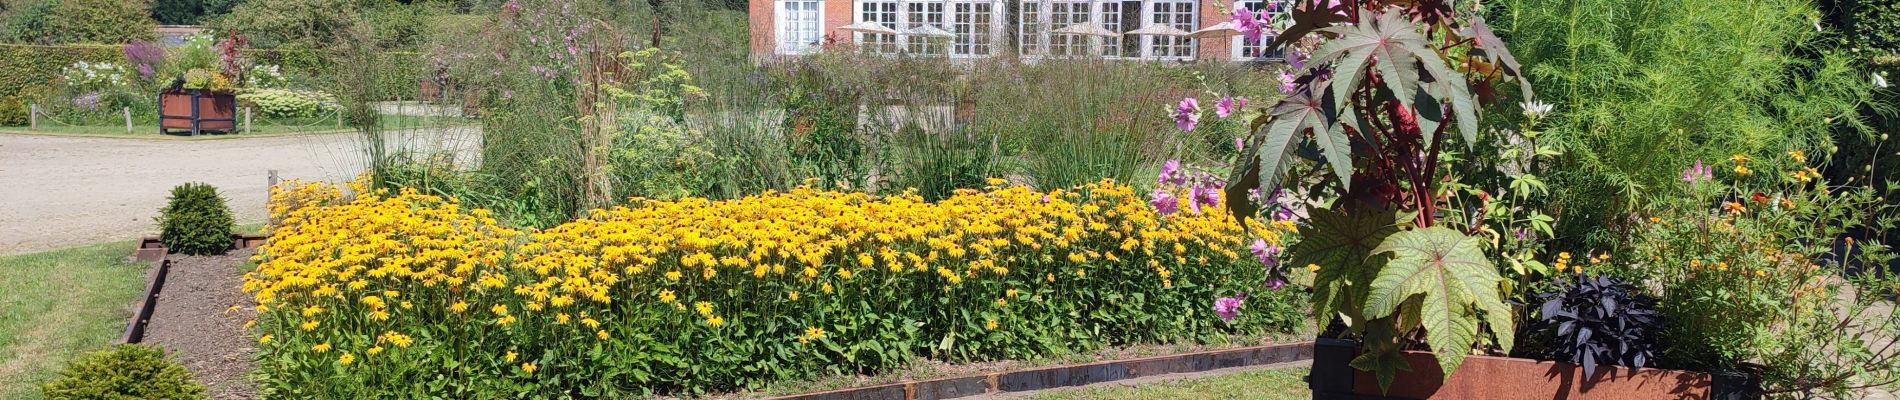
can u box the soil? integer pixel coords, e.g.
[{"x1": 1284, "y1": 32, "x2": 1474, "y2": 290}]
[{"x1": 141, "y1": 249, "x2": 258, "y2": 400}]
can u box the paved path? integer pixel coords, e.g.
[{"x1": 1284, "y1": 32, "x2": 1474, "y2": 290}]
[{"x1": 0, "y1": 128, "x2": 479, "y2": 255}]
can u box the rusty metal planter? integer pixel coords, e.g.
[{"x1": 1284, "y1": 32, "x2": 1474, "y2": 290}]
[
  {"x1": 159, "y1": 90, "x2": 237, "y2": 136},
  {"x1": 1308, "y1": 338, "x2": 1760, "y2": 400}
]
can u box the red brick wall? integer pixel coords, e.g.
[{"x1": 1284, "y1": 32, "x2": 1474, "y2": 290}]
[
  {"x1": 1198, "y1": 0, "x2": 1231, "y2": 61},
  {"x1": 750, "y1": 0, "x2": 774, "y2": 59},
  {"x1": 824, "y1": 0, "x2": 854, "y2": 46}
]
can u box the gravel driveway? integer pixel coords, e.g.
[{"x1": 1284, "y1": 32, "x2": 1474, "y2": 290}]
[{"x1": 0, "y1": 127, "x2": 479, "y2": 255}]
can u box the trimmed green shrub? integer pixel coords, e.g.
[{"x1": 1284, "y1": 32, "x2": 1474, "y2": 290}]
[
  {"x1": 236, "y1": 88, "x2": 337, "y2": 118},
  {"x1": 41, "y1": 344, "x2": 207, "y2": 400},
  {"x1": 4, "y1": 0, "x2": 158, "y2": 45},
  {"x1": 158, "y1": 182, "x2": 234, "y2": 256},
  {"x1": 0, "y1": 44, "x2": 122, "y2": 99},
  {"x1": 0, "y1": 96, "x2": 26, "y2": 126}
]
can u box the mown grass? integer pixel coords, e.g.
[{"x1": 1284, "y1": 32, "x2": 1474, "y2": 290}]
[
  {"x1": 0, "y1": 241, "x2": 145, "y2": 400},
  {"x1": 1022, "y1": 366, "x2": 1310, "y2": 400}
]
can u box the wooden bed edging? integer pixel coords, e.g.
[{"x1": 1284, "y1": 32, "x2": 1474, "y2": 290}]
[
  {"x1": 122, "y1": 233, "x2": 268, "y2": 344},
  {"x1": 765, "y1": 341, "x2": 1314, "y2": 400}
]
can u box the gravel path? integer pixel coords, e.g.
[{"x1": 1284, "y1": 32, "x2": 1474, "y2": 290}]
[
  {"x1": 143, "y1": 249, "x2": 259, "y2": 400},
  {"x1": 0, "y1": 127, "x2": 478, "y2": 255}
]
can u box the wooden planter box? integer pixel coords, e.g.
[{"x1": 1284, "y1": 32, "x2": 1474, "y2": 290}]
[
  {"x1": 159, "y1": 90, "x2": 237, "y2": 135},
  {"x1": 1308, "y1": 338, "x2": 1760, "y2": 400}
]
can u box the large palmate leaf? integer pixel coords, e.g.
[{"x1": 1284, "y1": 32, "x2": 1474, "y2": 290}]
[
  {"x1": 1309, "y1": 9, "x2": 1429, "y2": 117},
  {"x1": 1290, "y1": 204, "x2": 1405, "y2": 329},
  {"x1": 1459, "y1": 16, "x2": 1533, "y2": 101},
  {"x1": 1267, "y1": 0, "x2": 1350, "y2": 51},
  {"x1": 1362, "y1": 226, "x2": 1511, "y2": 390},
  {"x1": 1223, "y1": 80, "x2": 1335, "y2": 219}
]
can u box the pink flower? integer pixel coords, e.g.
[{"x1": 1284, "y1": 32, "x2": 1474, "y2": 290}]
[
  {"x1": 1214, "y1": 296, "x2": 1244, "y2": 322},
  {"x1": 1250, "y1": 239, "x2": 1280, "y2": 267},
  {"x1": 1234, "y1": 8, "x2": 1265, "y2": 43},
  {"x1": 1277, "y1": 71, "x2": 1297, "y2": 93},
  {"x1": 1266, "y1": 278, "x2": 1286, "y2": 291},
  {"x1": 1150, "y1": 189, "x2": 1179, "y2": 216},
  {"x1": 1174, "y1": 97, "x2": 1201, "y2": 132},
  {"x1": 1159, "y1": 159, "x2": 1186, "y2": 186},
  {"x1": 1216, "y1": 96, "x2": 1247, "y2": 118},
  {"x1": 1683, "y1": 160, "x2": 1712, "y2": 182},
  {"x1": 1191, "y1": 181, "x2": 1223, "y2": 213},
  {"x1": 1235, "y1": 136, "x2": 1246, "y2": 151}
]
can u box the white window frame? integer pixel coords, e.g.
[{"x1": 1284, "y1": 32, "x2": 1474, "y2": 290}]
[
  {"x1": 1142, "y1": 0, "x2": 1197, "y2": 60},
  {"x1": 950, "y1": 2, "x2": 998, "y2": 57},
  {"x1": 858, "y1": 1, "x2": 900, "y2": 54},
  {"x1": 1018, "y1": 0, "x2": 1122, "y2": 59},
  {"x1": 1229, "y1": 0, "x2": 1286, "y2": 61},
  {"x1": 776, "y1": 0, "x2": 826, "y2": 55},
  {"x1": 856, "y1": 0, "x2": 1005, "y2": 59}
]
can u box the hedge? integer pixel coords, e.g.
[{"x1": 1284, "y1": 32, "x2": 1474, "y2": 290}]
[{"x1": 0, "y1": 43, "x2": 431, "y2": 102}]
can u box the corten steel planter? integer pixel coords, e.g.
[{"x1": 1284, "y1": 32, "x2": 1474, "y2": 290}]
[
  {"x1": 159, "y1": 90, "x2": 237, "y2": 135},
  {"x1": 1308, "y1": 338, "x2": 1761, "y2": 400}
]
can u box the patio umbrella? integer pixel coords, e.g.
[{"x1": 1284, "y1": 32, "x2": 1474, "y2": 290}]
[
  {"x1": 1189, "y1": 21, "x2": 1243, "y2": 38},
  {"x1": 1052, "y1": 22, "x2": 1121, "y2": 38},
  {"x1": 838, "y1": 21, "x2": 901, "y2": 35},
  {"x1": 904, "y1": 24, "x2": 956, "y2": 38},
  {"x1": 1126, "y1": 24, "x2": 1191, "y2": 37}
]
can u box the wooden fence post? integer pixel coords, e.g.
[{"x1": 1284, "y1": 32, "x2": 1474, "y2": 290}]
[
  {"x1": 123, "y1": 107, "x2": 133, "y2": 133},
  {"x1": 244, "y1": 107, "x2": 252, "y2": 135},
  {"x1": 28, "y1": 104, "x2": 36, "y2": 130}
]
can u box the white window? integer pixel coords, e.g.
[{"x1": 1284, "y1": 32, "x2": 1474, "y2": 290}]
[
  {"x1": 1145, "y1": 1, "x2": 1196, "y2": 59},
  {"x1": 1232, "y1": 0, "x2": 1286, "y2": 60},
  {"x1": 907, "y1": 2, "x2": 947, "y2": 54},
  {"x1": 1019, "y1": 2, "x2": 1045, "y2": 55},
  {"x1": 859, "y1": 1, "x2": 899, "y2": 54},
  {"x1": 952, "y1": 2, "x2": 994, "y2": 57},
  {"x1": 777, "y1": 0, "x2": 823, "y2": 55},
  {"x1": 858, "y1": 0, "x2": 998, "y2": 58},
  {"x1": 1020, "y1": 0, "x2": 1120, "y2": 58}
]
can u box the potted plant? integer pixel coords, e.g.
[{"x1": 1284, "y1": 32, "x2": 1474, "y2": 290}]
[
  {"x1": 1213, "y1": 0, "x2": 1781, "y2": 398},
  {"x1": 159, "y1": 33, "x2": 246, "y2": 135}
]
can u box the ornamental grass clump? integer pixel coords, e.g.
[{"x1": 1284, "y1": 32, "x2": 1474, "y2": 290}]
[
  {"x1": 245, "y1": 179, "x2": 1295, "y2": 397},
  {"x1": 158, "y1": 182, "x2": 234, "y2": 256}
]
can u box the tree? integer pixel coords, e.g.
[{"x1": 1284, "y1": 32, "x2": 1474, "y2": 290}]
[{"x1": 5, "y1": 0, "x2": 157, "y2": 44}]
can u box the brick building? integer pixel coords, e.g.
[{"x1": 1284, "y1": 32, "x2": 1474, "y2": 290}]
[{"x1": 748, "y1": 0, "x2": 1286, "y2": 62}]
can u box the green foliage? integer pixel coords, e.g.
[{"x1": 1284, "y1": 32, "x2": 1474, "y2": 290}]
[
  {"x1": 1363, "y1": 226, "x2": 1512, "y2": 384},
  {"x1": 151, "y1": 0, "x2": 244, "y2": 25},
  {"x1": 888, "y1": 125, "x2": 998, "y2": 202},
  {"x1": 157, "y1": 182, "x2": 234, "y2": 256},
  {"x1": 0, "y1": 95, "x2": 25, "y2": 125},
  {"x1": 208, "y1": 0, "x2": 359, "y2": 49},
  {"x1": 1843, "y1": 0, "x2": 1900, "y2": 54},
  {"x1": 0, "y1": 44, "x2": 121, "y2": 99},
  {"x1": 236, "y1": 88, "x2": 337, "y2": 118},
  {"x1": 1617, "y1": 153, "x2": 1900, "y2": 395},
  {"x1": 1490, "y1": 0, "x2": 1877, "y2": 249},
  {"x1": 1295, "y1": 205, "x2": 1403, "y2": 328},
  {"x1": 40, "y1": 344, "x2": 207, "y2": 400},
  {"x1": 4, "y1": 0, "x2": 157, "y2": 45}
]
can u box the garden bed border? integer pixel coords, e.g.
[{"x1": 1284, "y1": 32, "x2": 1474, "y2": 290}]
[
  {"x1": 121, "y1": 233, "x2": 267, "y2": 344},
  {"x1": 764, "y1": 341, "x2": 1313, "y2": 400}
]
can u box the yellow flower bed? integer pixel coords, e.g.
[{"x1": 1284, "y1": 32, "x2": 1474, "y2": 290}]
[{"x1": 246, "y1": 180, "x2": 1289, "y2": 397}]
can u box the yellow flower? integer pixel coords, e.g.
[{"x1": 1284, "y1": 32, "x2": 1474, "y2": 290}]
[
  {"x1": 694, "y1": 302, "x2": 713, "y2": 316},
  {"x1": 301, "y1": 305, "x2": 323, "y2": 317},
  {"x1": 707, "y1": 315, "x2": 725, "y2": 327},
  {"x1": 1788, "y1": 150, "x2": 1806, "y2": 163},
  {"x1": 995, "y1": 298, "x2": 1008, "y2": 307},
  {"x1": 521, "y1": 363, "x2": 537, "y2": 374},
  {"x1": 788, "y1": 291, "x2": 800, "y2": 301},
  {"x1": 367, "y1": 346, "x2": 383, "y2": 356},
  {"x1": 556, "y1": 313, "x2": 571, "y2": 324},
  {"x1": 369, "y1": 310, "x2": 390, "y2": 320},
  {"x1": 985, "y1": 319, "x2": 999, "y2": 330},
  {"x1": 1734, "y1": 165, "x2": 1752, "y2": 176},
  {"x1": 258, "y1": 334, "x2": 273, "y2": 344},
  {"x1": 505, "y1": 351, "x2": 518, "y2": 362},
  {"x1": 301, "y1": 320, "x2": 319, "y2": 331},
  {"x1": 597, "y1": 329, "x2": 611, "y2": 340},
  {"x1": 582, "y1": 318, "x2": 600, "y2": 329},
  {"x1": 338, "y1": 353, "x2": 355, "y2": 365},
  {"x1": 450, "y1": 301, "x2": 469, "y2": 313},
  {"x1": 986, "y1": 177, "x2": 1007, "y2": 186},
  {"x1": 1717, "y1": 262, "x2": 1729, "y2": 271},
  {"x1": 665, "y1": 270, "x2": 682, "y2": 281},
  {"x1": 821, "y1": 282, "x2": 834, "y2": 294},
  {"x1": 491, "y1": 304, "x2": 509, "y2": 316},
  {"x1": 1723, "y1": 202, "x2": 1747, "y2": 215},
  {"x1": 312, "y1": 342, "x2": 331, "y2": 353},
  {"x1": 1307, "y1": 263, "x2": 1320, "y2": 272},
  {"x1": 805, "y1": 326, "x2": 826, "y2": 339},
  {"x1": 1006, "y1": 288, "x2": 1019, "y2": 298},
  {"x1": 1730, "y1": 154, "x2": 1750, "y2": 164}
]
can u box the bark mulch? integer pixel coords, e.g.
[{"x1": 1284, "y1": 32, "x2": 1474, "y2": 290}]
[{"x1": 142, "y1": 248, "x2": 258, "y2": 400}]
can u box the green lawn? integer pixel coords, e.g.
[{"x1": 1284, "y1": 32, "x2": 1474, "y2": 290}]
[
  {"x1": 0, "y1": 241, "x2": 146, "y2": 400},
  {"x1": 0, "y1": 114, "x2": 470, "y2": 139},
  {"x1": 1022, "y1": 367, "x2": 1311, "y2": 400}
]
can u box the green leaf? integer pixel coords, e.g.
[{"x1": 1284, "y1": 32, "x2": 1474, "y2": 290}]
[
  {"x1": 1267, "y1": 0, "x2": 1351, "y2": 51},
  {"x1": 1459, "y1": 16, "x2": 1533, "y2": 101},
  {"x1": 1315, "y1": 9, "x2": 1430, "y2": 119},
  {"x1": 1365, "y1": 226, "x2": 1507, "y2": 380},
  {"x1": 1226, "y1": 81, "x2": 1334, "y2": 218},
  {"x1": 1291, "y1": 205, "x2": 1404, "y2": 328}
]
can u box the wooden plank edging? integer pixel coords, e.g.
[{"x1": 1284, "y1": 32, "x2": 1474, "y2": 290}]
[
  {"x1": 121, "y1": 233, "x2": 269, "y2": 344},
  {"x1": 766, "y1": 341, "x2": 1315, "y2": 400}
]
